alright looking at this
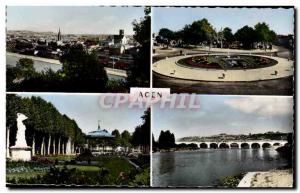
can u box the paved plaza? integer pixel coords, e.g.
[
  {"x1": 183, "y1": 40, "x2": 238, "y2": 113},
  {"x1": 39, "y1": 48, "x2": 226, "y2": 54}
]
[{"x1": 153, "y1": 53, "x2": 293, "y2": 82}]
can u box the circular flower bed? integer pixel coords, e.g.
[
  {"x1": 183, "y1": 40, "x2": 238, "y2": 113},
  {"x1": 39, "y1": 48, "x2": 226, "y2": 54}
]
[{"x1": 177, "y1": 55, "x2": 277, "y2": 70}]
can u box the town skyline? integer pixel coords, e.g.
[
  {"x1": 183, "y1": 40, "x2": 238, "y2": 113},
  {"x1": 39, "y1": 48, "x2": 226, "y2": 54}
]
[{"x1": 7, "y1": 29, "x2": 134, "y2": 36}]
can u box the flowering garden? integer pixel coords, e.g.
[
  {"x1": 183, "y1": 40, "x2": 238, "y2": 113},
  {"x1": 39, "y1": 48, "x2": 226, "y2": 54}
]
[
  {"x1": 7, "y1": 154, "x2": 150, "y2": 186},
  {"x1": 177, "y1": 55, "x2": 277, "y2": 70}
]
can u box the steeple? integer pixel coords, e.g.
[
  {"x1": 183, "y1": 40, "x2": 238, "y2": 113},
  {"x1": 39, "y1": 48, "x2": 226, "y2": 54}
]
[
  {"x1": 57, "y1": 27, "x2": 61, "y2": 41},
  {"x1": 98, "y1": 120, "x2": 101, "y2": 131}
]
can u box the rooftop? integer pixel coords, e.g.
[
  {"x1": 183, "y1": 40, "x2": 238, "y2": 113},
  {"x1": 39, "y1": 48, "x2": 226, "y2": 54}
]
[{"x1": 87, "y1": 129, "x2": 115, "y2": 138}]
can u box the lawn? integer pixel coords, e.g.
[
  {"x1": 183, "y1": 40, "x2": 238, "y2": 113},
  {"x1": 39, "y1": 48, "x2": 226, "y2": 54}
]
[
  {"x1": 92, "y1": 156, "x2": 136, "y2": 177},
  {"x1": 59, "y1": 165, "x2": 101, "y2": 172},
  {"x1": 38, "y1": 155, "x2": 76, "y2": 161}
]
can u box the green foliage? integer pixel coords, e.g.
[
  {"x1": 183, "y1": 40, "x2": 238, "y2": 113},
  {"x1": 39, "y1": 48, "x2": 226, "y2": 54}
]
[
  {"x1": 234, "y1": 25, "x2": 258, "y2": 49},
  {"x1": 181, "y1": 18, "x2": 216, "y2": 46},
  {"x1": 156, "y1": 18, "x2": 277, "y2": 50},
  {"x1": 121, "y1": 130, "x2": 132, "y2": 147},
  {"x1": 131, "y1": 109, "x2": 150, "y2": 147},
  {"x1": 16, "y1": 58, "x2": 36, "y2": 79},
  {"x1": 219, "y1": 173, "x2": 245, "y2": 187},
  {"x1": 158, "y1": 130, "x2": 176, "y2": 149},
  {"x1": 105, "y1": 80, "x2": 127, "y2": 93},
  {"x1": 7, "y1": 47, "x2": 110, "y2": 92},
  {"x1": 60, "y1": 45, "x2": 108, "y2": 86},
  {"x1": 255, "y1": 22, "x2": 277, "y2": 43},
  {"x1": 7, "y1": 155, "x2": 150, "y2": 186},
  {"x1": 6, "y1": 94, "x2": 85, "y2": 147},
  {"x1": 223, "y1": 27, "x2": 235, "y2": 43},
  {"x1": 127, "y1": 7, "x2": 150, "y2": 87},
  {"x1": 129, "y1": 167, "x2": 150, "y2": 186},
  {"x1": 158, "y1": 28, "x2": 174, "y2": 47}
]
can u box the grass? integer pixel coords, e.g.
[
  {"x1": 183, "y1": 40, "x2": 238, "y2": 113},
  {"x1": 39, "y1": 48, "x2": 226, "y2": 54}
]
[
  {"x1": 37, "y1": 155, "x2": 76, "y2": 161},
  {"x1": 59, "y1": 165, "x2": 101, "y2": 172},
  {"x1": 96, "y1": 156, "x2": 135, "y2": 177}
]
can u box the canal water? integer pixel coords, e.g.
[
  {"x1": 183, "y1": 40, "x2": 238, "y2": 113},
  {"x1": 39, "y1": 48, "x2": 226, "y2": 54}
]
[
  {"x1": 152, "y1": 149, "x2": 288, "y2": 187},
  {"x1": 6, "y1": 54, "x2": 125, "y2": 81}
]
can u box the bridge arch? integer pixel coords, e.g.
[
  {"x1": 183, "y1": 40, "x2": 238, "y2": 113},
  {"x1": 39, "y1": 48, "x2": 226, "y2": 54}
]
[
  {"x1": 230, "y1": 143, "x2": 239, "y2": 148},
  {"x1": 219, "y1": 143, "x2": 229, "y2": 149},
  {"x1": 241, "y1": 143, "x2": 250, "y2": 149},
  {"x1": 262, "y1": 143, "x2": 272, "y2": 149},
  {"x1": 209, "y1": 143, "x2": 218, "y2": 149},
  {"x1": 251, "y1": 143, "x2": 260, "y2": 149},
  {"x1": 273, "y1": 143, "x2": 281, "y2": 146},
  {"x1": 199, "y1": 143, "x2": 208, "y2": 149}
]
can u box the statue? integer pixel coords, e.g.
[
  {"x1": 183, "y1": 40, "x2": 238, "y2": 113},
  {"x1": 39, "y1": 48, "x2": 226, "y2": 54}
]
[
  {"x1": 13, "y1": 113, "x2": 29, "y2": 148},
  {"x1": 10, "y1": 113, "x2": 32, "y2": 161}
]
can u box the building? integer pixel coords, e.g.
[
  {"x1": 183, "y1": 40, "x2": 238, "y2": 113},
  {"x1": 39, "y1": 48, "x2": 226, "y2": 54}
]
[
  {"x1": 99, "y1": 29, "x2": 128, "y2": 54},
  {"x1": 86, "y1": 122, "x2": 115, "y2": 155}
]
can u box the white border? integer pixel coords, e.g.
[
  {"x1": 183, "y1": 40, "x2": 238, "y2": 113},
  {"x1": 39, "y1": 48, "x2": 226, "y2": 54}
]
[{"x1": 0, "y1": 1, "x2": 298, "y2": 193}]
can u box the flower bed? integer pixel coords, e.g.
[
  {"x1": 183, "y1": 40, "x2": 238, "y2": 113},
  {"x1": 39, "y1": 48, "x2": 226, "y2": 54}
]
[{"x1": 177, "y1": 55, "x2": 277, "y2": 70}]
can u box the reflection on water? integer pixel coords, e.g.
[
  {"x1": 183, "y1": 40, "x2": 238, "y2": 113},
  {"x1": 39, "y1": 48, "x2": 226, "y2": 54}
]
[
  {"x1": 6, "y1": 54, "x2": 125, "y2": 81},
  {"x1": 152, "y1": 149, "x2": 288, "y2": 187}
]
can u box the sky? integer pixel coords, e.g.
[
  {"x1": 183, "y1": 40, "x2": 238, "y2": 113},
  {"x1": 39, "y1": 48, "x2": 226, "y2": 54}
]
[
  {"x1": 153, "y1": 7, "x2": 294, "y2": 35},
  {"x1": 18, "y1": 94, "x2": 147, "y2": 135},
  {"x1": 7, "y1": 6, "x2": 145, "y2": 35},
  {"x1": 152, "y1": 95, "x2": 293, "y2": 140}
]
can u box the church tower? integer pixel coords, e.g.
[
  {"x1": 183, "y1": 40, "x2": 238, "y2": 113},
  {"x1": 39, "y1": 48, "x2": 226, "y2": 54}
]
[{"x1": 57, "y1": 27, "x2": 61, "y2": 41}]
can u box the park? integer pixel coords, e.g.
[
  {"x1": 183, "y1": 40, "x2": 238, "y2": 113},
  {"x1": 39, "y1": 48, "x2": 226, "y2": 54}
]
[
  {"x1": 152, "y1": 10, "x2": 294, "y2": 95},
  {"x1": 6, "y1": 94, "x2": 150, "y2": 187}
]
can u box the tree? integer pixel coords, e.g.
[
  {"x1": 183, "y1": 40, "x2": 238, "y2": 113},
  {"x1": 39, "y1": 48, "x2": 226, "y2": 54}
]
[
  {"x1": 181, "y1": 19, "x2": 215, "y2": 46},
  {"x1": 6, "y1": 94, "x2": 85, "y2": 153},
  {"x1": 255, "y1": 22, "x2": 277, "y2": 49},
  {"x1": 9, "y1": 58, "x2": 37, "y2": 81},
  {"x1": 234, "y1": 25, "x2": 257, "y2": 49},
  {"x1": 112, "y1": 129, "x2": 120, "y2": 138},
  {"x1": 131, "y1": 108, "x2": 150, "y2": 153},
  {"x1": 158, "y1": 130, "x2": 175, "y2": 149},
  {"x1": 60, "y1": 44, "x2": 108, "y2": 92},
  {"x1": 121, "y1": 130, "x2": 131, "y2": 146},
  {"x1": 127, "y1": 7, "x2": 150, "y2": 87},
  {"x1": 158, "y1": 28, "x2": 174, "y2": 47},
  {"x1": 111, "y1": 129, "x2": 122, "y2": 147},
  {"x1": 222, "y1": 27, "x2": 235, "y2": 44}
]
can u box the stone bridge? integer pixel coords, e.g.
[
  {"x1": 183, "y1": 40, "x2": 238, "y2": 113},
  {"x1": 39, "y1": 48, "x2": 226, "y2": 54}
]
[{"x1": 176, "y1": 140, "x2": 288, "y2": 149}]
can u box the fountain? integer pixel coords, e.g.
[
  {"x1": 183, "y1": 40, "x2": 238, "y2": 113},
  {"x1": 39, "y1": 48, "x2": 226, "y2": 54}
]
[{"x1": 10, "y1": 113, "x2": 32, "y2": 161}]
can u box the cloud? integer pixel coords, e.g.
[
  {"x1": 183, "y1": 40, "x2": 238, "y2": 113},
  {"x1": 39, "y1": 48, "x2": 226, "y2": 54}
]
[{"x1": 224, "y1": 97, "x2": 293, "y2": 116}]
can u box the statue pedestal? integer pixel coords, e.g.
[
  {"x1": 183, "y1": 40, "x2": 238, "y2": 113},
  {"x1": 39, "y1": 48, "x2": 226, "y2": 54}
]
[{"x1": 10, "y1": 146, "x2": 32, "y2": 161}]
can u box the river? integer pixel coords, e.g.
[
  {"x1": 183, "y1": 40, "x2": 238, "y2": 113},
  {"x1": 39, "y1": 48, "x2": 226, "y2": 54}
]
[
  {"x1": 6, "y1": 54, "x2": 125, "y2": 81},
  {"x1": 152, "y1": 149, "x2": 288, "y2": 187}
]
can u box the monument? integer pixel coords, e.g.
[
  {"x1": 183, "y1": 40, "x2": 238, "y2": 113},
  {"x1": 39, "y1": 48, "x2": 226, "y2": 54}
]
[{"x1": 10, "y1": 113, "x2": 32, "y2": 161}]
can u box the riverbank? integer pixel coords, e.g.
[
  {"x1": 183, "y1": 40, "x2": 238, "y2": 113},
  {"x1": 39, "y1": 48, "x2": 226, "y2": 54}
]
[
  {"x1": 7, "y1": 52, "x2": 127, "y2": 78},
  {"x1": 237, "y1": 169, "x2": 293, "y2": 188}
]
